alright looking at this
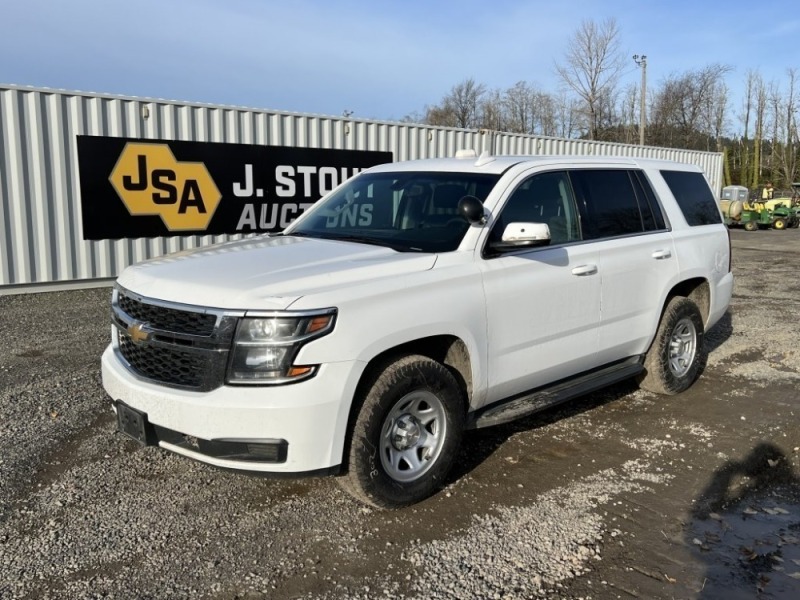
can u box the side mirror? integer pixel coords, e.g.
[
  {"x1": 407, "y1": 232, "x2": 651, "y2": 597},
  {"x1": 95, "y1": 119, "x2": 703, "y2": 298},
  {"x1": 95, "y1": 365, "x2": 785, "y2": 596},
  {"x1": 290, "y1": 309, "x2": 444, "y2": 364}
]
[
  {"x1": 490, "y1": 222, "x2": 551, "y2": 251},
  {"x1": 458, "y1": 195, "x2": 486, "y2": 224}
]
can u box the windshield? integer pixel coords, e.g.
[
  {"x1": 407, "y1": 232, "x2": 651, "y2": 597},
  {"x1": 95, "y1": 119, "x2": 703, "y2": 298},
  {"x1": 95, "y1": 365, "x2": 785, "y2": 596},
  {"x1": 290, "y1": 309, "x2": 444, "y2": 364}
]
[{"x1": 285, "y1": 171, "x2": 500, "y2": 252}]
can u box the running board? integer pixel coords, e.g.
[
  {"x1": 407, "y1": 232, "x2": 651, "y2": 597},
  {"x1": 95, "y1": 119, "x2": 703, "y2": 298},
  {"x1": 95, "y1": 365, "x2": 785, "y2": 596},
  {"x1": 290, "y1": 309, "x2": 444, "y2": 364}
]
[{"x1": 468, "y1": 357, "x2": 644, "y2": 430}]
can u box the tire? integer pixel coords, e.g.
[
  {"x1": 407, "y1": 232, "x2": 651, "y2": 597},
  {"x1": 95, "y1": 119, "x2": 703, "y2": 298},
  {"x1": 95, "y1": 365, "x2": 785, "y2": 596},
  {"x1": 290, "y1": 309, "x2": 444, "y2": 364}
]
[
  {"x1": 774, "y1": 218, "x2": 786, "y2": 230},
  {"x1": 638, "y1": 297, "x2": 706, "y2": 395},
  {"x1": 338, "y1": 355, "x2": 465, "y2": 508},
  {"x1": 743, "y1": 220, "x2": 758, "y2": 231}
]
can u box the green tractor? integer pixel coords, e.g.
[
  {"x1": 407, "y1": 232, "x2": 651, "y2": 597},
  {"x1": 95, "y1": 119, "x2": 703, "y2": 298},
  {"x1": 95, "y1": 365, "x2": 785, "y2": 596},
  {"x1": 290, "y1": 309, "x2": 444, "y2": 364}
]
[
  {"x1": 768, "y1": 183, "x2": 800, "y2": 229},
  {"x1": 720, "y1": 184, "x2": 800, "y2": 230},
  {"x1": 720, "y1": 198, "x2": 777, "y2": 230}
]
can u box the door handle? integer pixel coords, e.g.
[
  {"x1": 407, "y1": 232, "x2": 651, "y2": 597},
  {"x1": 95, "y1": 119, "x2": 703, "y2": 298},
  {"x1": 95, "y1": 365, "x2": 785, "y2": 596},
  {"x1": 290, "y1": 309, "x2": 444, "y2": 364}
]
[
  {"x1": 651, "y1": 249, "x2": 672, "y2": 260},
  {"x1": 571, "y1": 264, "x2": 598, "y2": 276}
]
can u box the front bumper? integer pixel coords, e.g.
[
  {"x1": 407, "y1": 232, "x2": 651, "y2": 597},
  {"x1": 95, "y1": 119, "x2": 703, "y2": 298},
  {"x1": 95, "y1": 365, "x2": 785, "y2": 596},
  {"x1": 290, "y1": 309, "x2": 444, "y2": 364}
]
[{"x1": 101, "y1": 345, "x2": 366, "y2": 474}]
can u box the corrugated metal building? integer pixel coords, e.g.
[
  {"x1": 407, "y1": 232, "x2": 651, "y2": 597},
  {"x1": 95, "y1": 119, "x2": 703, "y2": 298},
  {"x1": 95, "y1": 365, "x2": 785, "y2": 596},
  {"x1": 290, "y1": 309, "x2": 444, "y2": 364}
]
[{"x1": 0, "y1": 84, "x2": 724, "y2": 293}]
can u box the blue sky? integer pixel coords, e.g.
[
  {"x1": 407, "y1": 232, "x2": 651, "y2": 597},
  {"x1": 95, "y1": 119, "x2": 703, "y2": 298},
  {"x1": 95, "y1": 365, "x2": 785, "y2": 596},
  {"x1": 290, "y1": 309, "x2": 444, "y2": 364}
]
[{"x1": 1, "y1": 0, "x2": 798, "y2": 126}]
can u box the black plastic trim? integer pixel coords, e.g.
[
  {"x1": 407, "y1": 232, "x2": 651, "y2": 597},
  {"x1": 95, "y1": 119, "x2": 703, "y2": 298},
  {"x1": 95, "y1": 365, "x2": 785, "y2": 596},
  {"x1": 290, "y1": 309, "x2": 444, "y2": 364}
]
[
  {"x1": 153, "y1": 425, "x2": 289, "y2": 463},
  {"x1": 468, "y1": 356, "x2": 644, "y2": 429}
]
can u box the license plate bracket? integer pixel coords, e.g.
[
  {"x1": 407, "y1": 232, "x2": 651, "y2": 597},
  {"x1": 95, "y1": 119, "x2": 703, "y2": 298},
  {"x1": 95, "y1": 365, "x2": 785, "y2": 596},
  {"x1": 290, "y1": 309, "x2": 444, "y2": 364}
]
[{"x1": 116, "y1": 401, "x2": 151, "y2": 445}]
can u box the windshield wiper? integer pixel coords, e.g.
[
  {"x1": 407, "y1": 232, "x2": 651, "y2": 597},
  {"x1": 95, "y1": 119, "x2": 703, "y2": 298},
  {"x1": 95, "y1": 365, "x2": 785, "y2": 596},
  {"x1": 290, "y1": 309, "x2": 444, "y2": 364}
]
[
  {"x1": 282, "y1": 231, "x2": 424, "y2": 252},
  {"x1": 314, "y1": 233, "x2": 394, "y2": 247}
]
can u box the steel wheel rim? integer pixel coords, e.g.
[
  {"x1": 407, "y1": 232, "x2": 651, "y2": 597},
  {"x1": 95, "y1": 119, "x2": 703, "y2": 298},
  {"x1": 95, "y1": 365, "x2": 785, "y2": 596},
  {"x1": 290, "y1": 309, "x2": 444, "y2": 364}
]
[
  {"x1": 668, "y1": 316, "x2": 697, "y2": 378},
  {"x1": 380, "y1": 390, "x2": 447, "y2": 483}
]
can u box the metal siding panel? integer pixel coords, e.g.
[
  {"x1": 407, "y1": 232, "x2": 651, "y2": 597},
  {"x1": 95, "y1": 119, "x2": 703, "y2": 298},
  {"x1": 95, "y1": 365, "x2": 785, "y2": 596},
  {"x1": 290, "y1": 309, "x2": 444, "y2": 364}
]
[
  {"x1": 47, "y1": 93, "x2": 72, "y2": 282},
  {"x1": 26, "y1": 92, "x2": 54, "y2": 283},
  {"x1": 162, "y1": 103, "x2": 176, "y2": 140},
  {"x1": 0, "y1": 90, "x2": 14, "y2": 284},
  {"x1": 4, "y1": 90, "x2": 34, "y2": 285},
  {"x1": 65, "y1": 95, "x2": 90, "y2": 282},
  {"x1": 105, "y1": 98, "x2": 132, "y2": 277}
]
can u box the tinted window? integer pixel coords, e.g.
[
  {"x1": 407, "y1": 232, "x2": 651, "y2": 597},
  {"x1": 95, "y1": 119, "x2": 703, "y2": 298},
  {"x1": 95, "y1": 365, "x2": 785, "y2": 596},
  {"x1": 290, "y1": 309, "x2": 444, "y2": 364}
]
[
  {"x1": 290, "y1": 172, "x2": 500, "y2": 253},
  {"x1": 660, "y1": 170, "x2": 722, "y2": 226},
  {"x1": 489, "y1": 171, "x2": 581, "y2": 246},
  {"x1": 631, "y1": 171, "x2": 667, "y2": 231},
  {"x1": 570, "y1": 170, "x2": 644, "y2": 239}
]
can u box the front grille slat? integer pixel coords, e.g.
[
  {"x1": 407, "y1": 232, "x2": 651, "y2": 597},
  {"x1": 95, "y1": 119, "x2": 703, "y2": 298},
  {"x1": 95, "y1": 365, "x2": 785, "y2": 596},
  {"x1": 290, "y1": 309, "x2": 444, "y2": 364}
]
[
  {"x1": 114, "y1": 290, "x2": 231, "y2": 391},
  {"x1": 118, "y1": 293, "x2": 217, "y2": 336},
  {"x1": 119, "y1": 336, "x2": 207, "y2": 388}
]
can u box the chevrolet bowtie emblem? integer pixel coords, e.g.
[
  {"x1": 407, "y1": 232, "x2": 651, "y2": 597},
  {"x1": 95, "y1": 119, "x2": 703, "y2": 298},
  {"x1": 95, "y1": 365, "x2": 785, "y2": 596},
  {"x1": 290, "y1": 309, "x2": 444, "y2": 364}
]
[{"x1": 127, "y1": 322, "x2": 151, "y2": 345}]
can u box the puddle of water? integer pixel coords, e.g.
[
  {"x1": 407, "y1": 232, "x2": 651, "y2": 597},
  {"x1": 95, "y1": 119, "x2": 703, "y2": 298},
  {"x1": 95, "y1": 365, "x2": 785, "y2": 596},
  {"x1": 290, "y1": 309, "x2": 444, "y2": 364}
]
[{"x1": 691, "y1": 497, "x2": 800, "y2": 599}]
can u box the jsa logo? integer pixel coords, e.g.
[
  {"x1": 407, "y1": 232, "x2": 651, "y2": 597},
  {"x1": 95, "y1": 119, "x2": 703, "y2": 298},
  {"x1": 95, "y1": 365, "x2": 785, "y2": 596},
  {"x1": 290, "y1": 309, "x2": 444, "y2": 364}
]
[{"x1": 109, "y1": 143, "x2": 221, "y2": 231}]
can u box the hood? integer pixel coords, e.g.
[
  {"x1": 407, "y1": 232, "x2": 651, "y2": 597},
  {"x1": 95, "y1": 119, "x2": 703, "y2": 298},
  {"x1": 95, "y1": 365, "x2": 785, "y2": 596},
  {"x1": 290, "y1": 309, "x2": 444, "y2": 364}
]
[{"x1": 116, "y1": 235, "x2": 437, "y2": 310}]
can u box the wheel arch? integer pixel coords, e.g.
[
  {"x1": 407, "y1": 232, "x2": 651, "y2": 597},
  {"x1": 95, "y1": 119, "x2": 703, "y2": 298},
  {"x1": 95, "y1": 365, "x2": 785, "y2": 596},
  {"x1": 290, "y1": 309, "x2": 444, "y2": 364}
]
[
  {"x1": 666, "y1": 277, "x2": 710, "y2": 325},
  {"x1": 339, "y1": 335, "x2": 473, "y2": 472}
]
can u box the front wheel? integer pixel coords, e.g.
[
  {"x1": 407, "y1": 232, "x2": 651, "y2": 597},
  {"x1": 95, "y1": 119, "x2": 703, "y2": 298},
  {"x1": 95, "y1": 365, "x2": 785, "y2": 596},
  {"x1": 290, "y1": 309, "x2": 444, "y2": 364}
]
[
  {"x1": 743, "y1": 220, "x2": 758, "y2": 231},
  {"x1": 774, "y1": 218, "x2": 787, "y2": 230},
  {"x1": 339, "y1": 355, "x2": 465, "y2": 508},
  {"x1": 639, "y1": 297, "x2": 706, "y2": 395}
]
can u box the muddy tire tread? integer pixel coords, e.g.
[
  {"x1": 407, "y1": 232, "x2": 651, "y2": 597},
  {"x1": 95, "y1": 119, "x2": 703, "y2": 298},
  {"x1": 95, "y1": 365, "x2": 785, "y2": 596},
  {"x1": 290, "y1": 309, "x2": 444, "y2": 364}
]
[
  {"x1": 338, "y1": 354, "x2": 464, "y2": 509},
  {"x1": 639, "y1": 296, "x2": 707, "y2": 396}
]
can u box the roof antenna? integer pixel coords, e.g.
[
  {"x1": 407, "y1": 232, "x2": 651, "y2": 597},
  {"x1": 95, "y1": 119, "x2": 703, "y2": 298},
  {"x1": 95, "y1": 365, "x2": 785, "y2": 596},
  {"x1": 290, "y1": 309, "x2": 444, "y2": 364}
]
[{"x1": 475, "y1": 150, "x2": 495, "y2": 167}]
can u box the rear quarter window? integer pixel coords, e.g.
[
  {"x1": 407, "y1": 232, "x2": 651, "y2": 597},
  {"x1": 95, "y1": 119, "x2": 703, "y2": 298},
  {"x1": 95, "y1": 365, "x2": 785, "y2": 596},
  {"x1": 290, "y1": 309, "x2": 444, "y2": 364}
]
[{"x1": 660, "y1": 170, "x2": 721, "y2": 226}]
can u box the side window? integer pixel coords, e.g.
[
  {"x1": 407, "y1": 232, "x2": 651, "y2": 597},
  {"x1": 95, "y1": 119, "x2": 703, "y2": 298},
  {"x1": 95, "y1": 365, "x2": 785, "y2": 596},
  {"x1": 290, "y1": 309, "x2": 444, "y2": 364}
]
[
  {"x1": 490, "y1": 171, "x2": 581, "y2": 245},
  {"x1": 632, "y1": 171, "x2": 667, "y2": 230},
  {"x1": 660, "y1": 170, "x2": 722, "y2": 226},
  {"x1": 570, "y1": 169, "x2": 644, "y2": 240}
]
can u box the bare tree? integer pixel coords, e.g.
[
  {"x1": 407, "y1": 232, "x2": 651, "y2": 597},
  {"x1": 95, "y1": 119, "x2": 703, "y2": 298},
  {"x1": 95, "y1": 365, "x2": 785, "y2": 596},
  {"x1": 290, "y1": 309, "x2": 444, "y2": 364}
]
[
  {"x1": 423, "y1": 78, "x2": 488, "y2": 129},
  {"x1": 479, "y1": 88, "x2": 506, "y2": 131},
  {"x1": 550, "y1": 92, "x2": 582, "y2": 139},
  {"x1": 555, "y1": 18, "x2": 627, "y2": 140},
  {"x1": 620, "y1": 83, "x2": 640, "y2": 145},
  {"x1": 424, "y1": 103, "x2": 458, "y2": 128},
  {"x1": 707, "y1": 81, "x2": 729, "y2": 151},
  {"x1": 772, "y1": 68, "x2": 799, "y2": 187},
  {"x1": 737, "y1": 70, "x2": 758, "y2": 186},
  {"x1": 649, "y1": 63, "x2": 731, "y2": 149},
  {"x1": 752, "y1": 76, "x2": 768, "y2": 188},
  {"x1": 504, "y1": 81, "x2": 536, "y2": 134},
  {"x1": 534, "y1": 91, "x2": 559, "y2": 136}
]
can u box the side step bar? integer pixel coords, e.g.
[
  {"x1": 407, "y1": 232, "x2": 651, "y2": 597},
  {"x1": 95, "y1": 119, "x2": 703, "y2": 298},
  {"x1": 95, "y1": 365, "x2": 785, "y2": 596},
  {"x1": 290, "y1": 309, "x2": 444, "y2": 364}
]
[{"x1": 468, "y1": 356, "x2": 644, "y2": 430}]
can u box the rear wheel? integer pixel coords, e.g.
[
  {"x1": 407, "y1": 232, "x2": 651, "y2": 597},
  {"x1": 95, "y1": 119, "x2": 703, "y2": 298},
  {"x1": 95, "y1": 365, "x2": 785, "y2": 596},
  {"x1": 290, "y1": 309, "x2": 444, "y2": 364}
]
[
  {"x1": 639, "y1": 297, "x2": 706, "y2": 395},
  {"x1": 743, "y1": 220, "x2": 758, "y2": 231},
  {"x1": 339, "y1": 355, "x2": 465, "y2": 508}
]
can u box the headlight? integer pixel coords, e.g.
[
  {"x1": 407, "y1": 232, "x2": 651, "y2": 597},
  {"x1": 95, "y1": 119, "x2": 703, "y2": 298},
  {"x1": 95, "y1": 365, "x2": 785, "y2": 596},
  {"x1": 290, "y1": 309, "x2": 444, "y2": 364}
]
[{"x1": 227, "y1": 310, "x2": 336, "y2": 384}]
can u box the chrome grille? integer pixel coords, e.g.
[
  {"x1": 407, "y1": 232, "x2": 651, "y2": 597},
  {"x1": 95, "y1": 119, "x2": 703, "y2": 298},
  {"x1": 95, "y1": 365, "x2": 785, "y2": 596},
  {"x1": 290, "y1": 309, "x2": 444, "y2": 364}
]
[{"x1": 118, "y1": 292, "x2": 217, "y2": 336}]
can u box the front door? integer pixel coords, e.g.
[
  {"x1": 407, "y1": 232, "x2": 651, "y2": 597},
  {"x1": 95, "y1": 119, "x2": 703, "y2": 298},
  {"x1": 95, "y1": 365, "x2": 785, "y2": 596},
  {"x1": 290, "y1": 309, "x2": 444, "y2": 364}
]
[{"x1": 479, "y1": 169, "x2": 602, "y2": 405}]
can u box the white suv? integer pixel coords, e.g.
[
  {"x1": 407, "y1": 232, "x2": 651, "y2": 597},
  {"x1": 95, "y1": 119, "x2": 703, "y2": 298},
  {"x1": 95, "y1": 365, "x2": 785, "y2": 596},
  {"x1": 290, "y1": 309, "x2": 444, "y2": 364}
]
[{"x1": 102, "y1": 153, "x2": 733, "y2": 507}]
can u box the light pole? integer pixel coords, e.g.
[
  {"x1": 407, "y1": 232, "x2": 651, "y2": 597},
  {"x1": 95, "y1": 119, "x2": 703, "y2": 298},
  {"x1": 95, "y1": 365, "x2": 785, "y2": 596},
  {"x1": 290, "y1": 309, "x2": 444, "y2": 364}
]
[{"x1": 633, "y1": 54, "x2": 647, "y2": 146}]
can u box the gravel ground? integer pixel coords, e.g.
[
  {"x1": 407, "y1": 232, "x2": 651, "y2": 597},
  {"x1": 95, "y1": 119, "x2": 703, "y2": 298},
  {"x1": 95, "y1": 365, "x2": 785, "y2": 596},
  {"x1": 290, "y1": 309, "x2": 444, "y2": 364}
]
[{"x1": 1, "y1": 228, "x2": 799, "y2": 599}]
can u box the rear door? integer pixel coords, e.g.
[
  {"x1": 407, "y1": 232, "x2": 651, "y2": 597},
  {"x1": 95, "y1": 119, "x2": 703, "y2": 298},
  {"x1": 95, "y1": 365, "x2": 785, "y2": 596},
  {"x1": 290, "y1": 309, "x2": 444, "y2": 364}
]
[{"x1": 570, "y1": 169, "x2": 679, "y2": 363}]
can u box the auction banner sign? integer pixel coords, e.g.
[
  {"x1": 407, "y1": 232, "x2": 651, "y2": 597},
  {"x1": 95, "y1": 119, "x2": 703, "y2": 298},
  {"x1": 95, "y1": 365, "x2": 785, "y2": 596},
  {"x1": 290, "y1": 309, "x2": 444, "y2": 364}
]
[{"x1": 77, "y1": 136, "x2": 392, "y2": 240}]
